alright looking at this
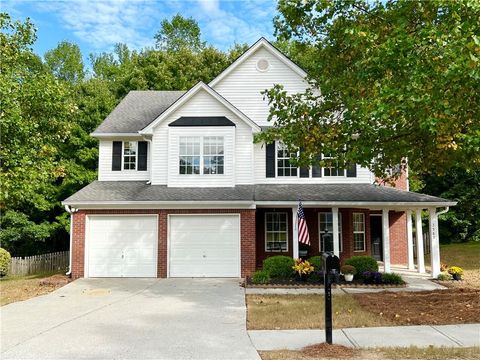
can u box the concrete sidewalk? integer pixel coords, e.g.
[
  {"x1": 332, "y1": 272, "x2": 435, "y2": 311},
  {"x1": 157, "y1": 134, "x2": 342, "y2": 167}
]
[{"x1": 249, "y1": 324, "x2": 480, "y2": 350}]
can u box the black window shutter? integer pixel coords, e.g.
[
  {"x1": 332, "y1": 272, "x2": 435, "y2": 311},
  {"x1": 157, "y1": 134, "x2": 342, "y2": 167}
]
[
  {"x1": 138, "y1": 141, "x2": 148, "y2": 171},
  {"x1": 266, "y1": 142, "x2": 275, "y2": 178},
  {"x1": 346, "y1": 163, "x2": 357, "y2": 177},
  {"x1": 112, "y1": 141, "x2": 122, "y2": 171},
  {"x1": 312, "y1": 155, "x2": 322, "y2": 177}
]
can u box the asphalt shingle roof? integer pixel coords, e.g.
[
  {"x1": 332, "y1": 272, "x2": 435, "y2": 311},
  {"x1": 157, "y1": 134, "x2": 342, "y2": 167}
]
[
  {"x1": 93, "y1": 91, "x2": 185, "y2": 134},
  {"x1": 63, "y1": 181, "x2": 452, "y2": 204}
]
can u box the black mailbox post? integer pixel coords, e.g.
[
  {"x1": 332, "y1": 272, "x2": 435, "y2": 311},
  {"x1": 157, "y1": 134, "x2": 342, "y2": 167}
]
[{"x1": 322, "y1": 252, "x2": 340, "y2": 344}]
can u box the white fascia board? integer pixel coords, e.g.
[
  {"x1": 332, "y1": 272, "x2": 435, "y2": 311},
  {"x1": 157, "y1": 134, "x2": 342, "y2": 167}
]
[
  {"x1": 209, "y1": 38, "x2": 308, "y2": 87},
  {"x1": 61, "y1": 200, "x2": 256, "y2": 210},
  {"x1": 139, "y1": 82, "x2": 261, "y2": 135},
  {"x1": 255, "y1": 201, "x2": 457, "y2": 209},
  {"x1": 90, "y1": 132, "x2": 143, "y2": 138}
]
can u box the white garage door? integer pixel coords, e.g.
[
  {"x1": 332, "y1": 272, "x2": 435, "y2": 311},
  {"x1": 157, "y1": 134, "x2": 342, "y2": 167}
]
[
  {"x1": 169, "y1": 215, "x2": 240, "y2": 277},
  {"x1": 87, "y1": 215, "x2": 158, "y2": 278}
]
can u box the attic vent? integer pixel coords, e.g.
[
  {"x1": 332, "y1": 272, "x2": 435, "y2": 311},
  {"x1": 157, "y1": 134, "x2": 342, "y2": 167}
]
[{"x1": 256, "y1": 58, "x2": 270, "y2": 72}]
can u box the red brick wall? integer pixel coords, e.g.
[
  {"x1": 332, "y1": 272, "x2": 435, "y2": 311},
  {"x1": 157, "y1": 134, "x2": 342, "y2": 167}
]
[
  {"x1": 389, "y1": 211, "x2": 408, "y2": 265},
  {"x1": 71, "y1": 209, "x2": 256, "y2": 279}
]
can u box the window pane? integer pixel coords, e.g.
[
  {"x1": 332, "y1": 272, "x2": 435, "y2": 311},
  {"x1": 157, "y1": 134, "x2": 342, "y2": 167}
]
[
  {"x1": 123, "y1": 141, "x2": 136, "y2": 170},
  {"x1": 265, "y1": 212, "x2": 288, "y2": 252},
  {"x1": 203, "y1": 137, "x2": 224, "y2": 175},
  {"x1": 277, "y1": 142, "x2": 298, "y2": 177}
]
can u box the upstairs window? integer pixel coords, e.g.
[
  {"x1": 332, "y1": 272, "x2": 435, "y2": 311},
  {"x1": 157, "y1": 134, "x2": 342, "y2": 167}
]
[
  {"x1": 179, "y1": 137, "x2": 201, "y2": 174},
  {"x1": 203, "y1": 136, "x2": 224, "y2": 175},
  {"x1": 277, "y1": 142, "x2": 297, "y2": 177},
  {"x1": 123, "y1": 141, "x2": 137, "y2": 170},
  {"x1": 323, "y1": 154, "x2": 345, "y2": 177},
  {"x1": 179, "y1": 136, "x2": 224, "y2": 175}
]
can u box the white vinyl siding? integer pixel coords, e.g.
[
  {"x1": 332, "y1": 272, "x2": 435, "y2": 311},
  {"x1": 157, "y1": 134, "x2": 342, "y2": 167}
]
[
  {"x1": 150, "y1": 89, "x2": 254, "y2": 186},
  {"x1": 254, "y1": 143, "x2": 373, "y2": 184},
  {"x1": 98, "y1": 140, "x2": 150, "y2": 181},
  {"x1": 213, "y1": 47, "x2": 310, "y2": 127},
  {"x1": 353, "y1": 213, "x2": 366, "y2": 252}
]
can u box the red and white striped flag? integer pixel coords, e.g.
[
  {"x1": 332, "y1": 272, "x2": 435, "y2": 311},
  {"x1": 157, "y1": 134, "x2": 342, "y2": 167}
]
[{"x1": 297, "y1": 201, "x2": 310, "y2": 245}]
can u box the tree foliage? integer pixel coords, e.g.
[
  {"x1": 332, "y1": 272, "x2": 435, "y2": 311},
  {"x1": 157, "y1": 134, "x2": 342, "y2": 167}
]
[
  {"x1": 44, "y1": 40, "x2": 85, "y2": 83},
  {"x1": 154, "y1": 14, "x2": 204, "y2": 52},
  {"x1": 258, "y1": 0, "x2": 480, "y2": 176}
]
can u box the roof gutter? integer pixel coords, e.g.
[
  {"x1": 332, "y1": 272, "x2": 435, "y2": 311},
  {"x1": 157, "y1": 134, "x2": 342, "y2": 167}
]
[{"x1": 254, "y1": 201, "x2": 457, "y2": 208}]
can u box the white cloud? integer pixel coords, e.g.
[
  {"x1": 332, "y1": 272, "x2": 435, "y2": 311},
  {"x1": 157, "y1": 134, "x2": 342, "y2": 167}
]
[{"x1": 32, "y1": 0, "x2": 162, "y2": 51}]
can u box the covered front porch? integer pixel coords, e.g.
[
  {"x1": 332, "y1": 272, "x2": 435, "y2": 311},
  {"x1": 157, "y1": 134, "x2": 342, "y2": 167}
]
[{"x1": 254, "y1": 184, "x2": 456, "y2": 278}]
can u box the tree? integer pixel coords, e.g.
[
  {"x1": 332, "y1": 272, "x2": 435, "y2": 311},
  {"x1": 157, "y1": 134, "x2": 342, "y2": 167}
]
[
  {"x1": 154, "y1": 14, "x2": 204, "y2": 52},
  {"x1": 257, "y1": 0, "x2": 480, "y2": 176},
  {"x1": 44, "y1": 41, "x2": 85, "y2": 83}
]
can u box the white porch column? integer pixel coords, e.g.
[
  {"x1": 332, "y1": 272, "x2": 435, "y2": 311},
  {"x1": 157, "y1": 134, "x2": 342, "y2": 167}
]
[
  {"x1": 415, "y1": 209, "x2": 426, "y2": 273},
  {"x1": 429, "y1": 208, "x2": 441, "y2": 278},
  {"x1": 406, "y1": 209, "x2": 415, "y2": 270},
  {"x1": 382, "y1": 209, "x2": 391, "y2": 273},
  {"x1": 292, "y1": 207, "x2": 299, "y2": 259},
  {"x1": 332, "y1": 207, "x2": 340, "y2": 257}
]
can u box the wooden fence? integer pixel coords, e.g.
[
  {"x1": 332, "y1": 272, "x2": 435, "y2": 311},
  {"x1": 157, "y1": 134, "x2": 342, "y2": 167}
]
[{"x1": 9, "y1": 251, "x2": 69, "y2": 276}]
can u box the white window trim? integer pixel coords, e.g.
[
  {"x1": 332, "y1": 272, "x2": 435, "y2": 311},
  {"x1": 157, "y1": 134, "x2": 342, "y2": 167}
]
[
  {"x1": 318, "y1": 212, "x2": 343, "y2": 252},
  {"x1": 178, "y1": 136, "x2": 225, "y2": 176},
  {"x1": 122, "y1": 141, "x2": 137, "y2": 171},
  {"x1": 275, "y1": 142, "x2": 299, "y2": 178},
  {"x1": 353, "y1": 212, "x2": 366, "y2": 252},
  {"x1": 265, "y1": 212, "x2": 289, "y2": 253},
  {"x1": 322, "y1": 154, "x2": 346, "y2": 177}
]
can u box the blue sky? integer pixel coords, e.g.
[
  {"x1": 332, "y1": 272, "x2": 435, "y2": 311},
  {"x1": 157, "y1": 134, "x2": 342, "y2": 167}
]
[{"x1": 3, "y1": 0, "x2": 277, "y2": 63}]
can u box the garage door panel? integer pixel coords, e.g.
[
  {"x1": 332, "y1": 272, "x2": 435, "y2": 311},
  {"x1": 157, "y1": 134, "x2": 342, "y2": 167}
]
[
  {"x1": 87, "y1": 216, "x2": 158, "y2": 278},
  {"x1": 169, "y1": 215, "x2": 240, "y2": 278}
]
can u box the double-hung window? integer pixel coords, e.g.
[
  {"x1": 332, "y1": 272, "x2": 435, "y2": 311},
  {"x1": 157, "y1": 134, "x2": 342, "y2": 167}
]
[
  {"x1": 323, "y1": 154, "x2": 345, "y2": 177},
  {"x1": 277, "y1": 142, "x2": 297, "y2": 176},
  {"x1": 265, "y1": 212, "x2": 288, "y2": 252},
  {"x1": 203, "y1": 136, "x2": 224, "y2": 174},
  {"x1": 319, "y1": 212, "x2": 343, "y2": 252},
  {"x1": 179, "y1": 136, "x2": 224, "y2": 175},
  {"x1": 179, "y1": 137, "x2": 201, "y2": 174},
  {"x1": 123, "y1": 141, "x2": 137, "y2": 170},
  {"x1": 353, "y1": 213, "x2": 366, "y2": 251}
]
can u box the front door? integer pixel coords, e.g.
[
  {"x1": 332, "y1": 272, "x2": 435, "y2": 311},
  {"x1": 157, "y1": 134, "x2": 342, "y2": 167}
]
[{"x1": 370, "y1": 216, "x2": 383, "y2": 261}]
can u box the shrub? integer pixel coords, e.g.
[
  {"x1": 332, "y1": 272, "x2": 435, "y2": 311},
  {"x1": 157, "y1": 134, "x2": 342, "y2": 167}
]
[
  {"x1": 381, "y1": 272, "x2": 405, "y2": 285},
  {"x1": 340, "y1": 265, "x2": 357, "y2": 275},
  {"x1": 308, "y1": 256, "x2": 322, "y2": 270},
  {"x1": 251, "y1": 270, "x2": 271, "y2": 284},
  {"x1": 345, "y1": 256, "x2": 378, "y2": 279},
  {"x1": 448, "y1": 266, "x2": 464, "y2": 276},
  {"x1": 0, "y1": 248, "x2": 11, "y2": 277},
  {"x1": 308, "y1": 271, "x2": 324, "y2": 283},
  {"x1": 437, "y1": 273, "x2": 451, "y2": 281},
  {"x1": 263, "y1": 256, "x2": 295, "y2": 278},
  {"x1": 362, "y1": 271, "x2": 383, "y2": 285}
]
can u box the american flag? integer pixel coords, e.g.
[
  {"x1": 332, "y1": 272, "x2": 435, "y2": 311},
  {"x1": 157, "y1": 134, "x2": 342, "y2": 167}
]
[{"x1": 297, "y1": 201, "x2": 310, "y2": 245}]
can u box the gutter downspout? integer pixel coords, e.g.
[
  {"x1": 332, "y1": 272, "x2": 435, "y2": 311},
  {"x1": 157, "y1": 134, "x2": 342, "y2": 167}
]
[
  {"x1": 64, "y1": 205, "x2": 78, "y2": 276},
  {"x1": 437, "y1": 206, "x2": 449, "y2": 216}
]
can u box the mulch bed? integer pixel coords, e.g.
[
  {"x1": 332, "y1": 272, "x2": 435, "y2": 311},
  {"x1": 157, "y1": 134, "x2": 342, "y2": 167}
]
[
  {"x1": 301, "y1": 343, "x2": 356, "y2": 358},
  {"x1": 39, "y1": 274, "x2": 71, "y2": 287},
  {"x1": 353, "y1": 288, "x2": 480, "y2": 325},
  {"x1": 245, "y1": 278, "x2": 406, "y2": 289}
]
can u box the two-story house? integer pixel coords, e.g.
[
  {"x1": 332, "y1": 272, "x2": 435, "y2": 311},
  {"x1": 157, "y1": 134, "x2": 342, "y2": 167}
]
[{"x1": 63, "y1": 38, "x2": 454, "y2": 280}]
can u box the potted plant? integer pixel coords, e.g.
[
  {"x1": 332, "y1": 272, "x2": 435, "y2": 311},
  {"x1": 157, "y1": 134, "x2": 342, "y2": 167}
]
[
  {"x1": 292, "y1": 259, "x2": 315, "y2": 281},
  {"x1": 341, "y1": 265, "x2": 357, "y2": 282},
  {"x1": 448, "y1": 266, "x2": 464, "y2": 281}
]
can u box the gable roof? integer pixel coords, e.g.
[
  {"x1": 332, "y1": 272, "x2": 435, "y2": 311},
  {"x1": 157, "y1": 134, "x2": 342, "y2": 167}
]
[
  {"x1": 139, "y1": 82, "x2": 261, "y2": 134},
  {"x1": 91, "y1": 91, "x2": 185, "y2": 136},
  {"x1": 209, "y1": 37, "x2": 308, "y2": 87}
]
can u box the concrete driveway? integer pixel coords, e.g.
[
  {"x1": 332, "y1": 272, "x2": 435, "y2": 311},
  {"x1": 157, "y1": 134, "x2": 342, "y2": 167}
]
[{"x1": 1, "y1": 278, "x2": 260, "y2": 360}]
